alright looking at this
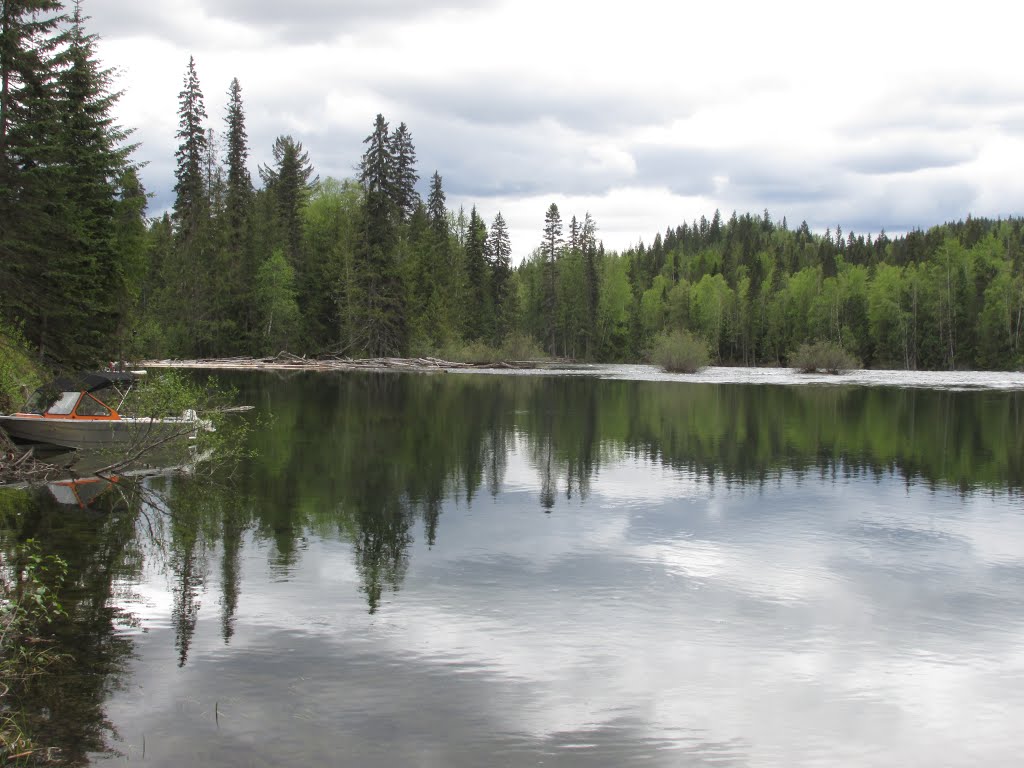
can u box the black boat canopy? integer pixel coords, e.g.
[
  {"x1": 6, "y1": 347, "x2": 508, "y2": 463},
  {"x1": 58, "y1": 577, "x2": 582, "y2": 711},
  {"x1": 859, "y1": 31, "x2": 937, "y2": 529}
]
[{"x1": 48, "y1": 371, "x2": 137, "y2": 394}]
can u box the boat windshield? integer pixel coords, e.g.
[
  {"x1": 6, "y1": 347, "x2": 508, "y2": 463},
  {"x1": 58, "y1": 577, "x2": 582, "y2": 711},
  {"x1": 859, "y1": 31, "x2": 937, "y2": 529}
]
[{"x1": 45, "y1": 392, "x2": 81, "y2": 415}]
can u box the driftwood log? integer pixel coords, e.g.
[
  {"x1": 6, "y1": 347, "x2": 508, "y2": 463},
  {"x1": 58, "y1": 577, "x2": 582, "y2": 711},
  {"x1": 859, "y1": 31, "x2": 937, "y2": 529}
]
[{"x1": 139, "y1": 352, "x2": 540, "y2": 373}]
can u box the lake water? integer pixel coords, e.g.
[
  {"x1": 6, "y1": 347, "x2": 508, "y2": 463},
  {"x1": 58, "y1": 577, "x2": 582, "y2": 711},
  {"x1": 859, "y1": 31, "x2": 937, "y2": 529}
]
[{"x1": 3, "y1": 368, "x2": 1024, "y2": 766}]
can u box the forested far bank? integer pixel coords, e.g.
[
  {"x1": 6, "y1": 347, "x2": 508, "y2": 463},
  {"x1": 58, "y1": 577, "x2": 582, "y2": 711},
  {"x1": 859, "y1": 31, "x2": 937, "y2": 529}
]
[
  {"x1": 132, "y1": 55, "x2": 1024, "y2": 372},
  {"x1": 2, "y1": 5, "x2": 1024, "y2": 374}
]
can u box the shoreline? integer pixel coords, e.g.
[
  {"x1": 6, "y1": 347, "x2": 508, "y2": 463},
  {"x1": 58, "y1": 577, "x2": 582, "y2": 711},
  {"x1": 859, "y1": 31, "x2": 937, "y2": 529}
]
[
  {"x1": 136, "y1": 355, "x2": 1024, "y2": 391},
  {"x1": 138, "y1": 352, "x2": 542, "y2": 373}
]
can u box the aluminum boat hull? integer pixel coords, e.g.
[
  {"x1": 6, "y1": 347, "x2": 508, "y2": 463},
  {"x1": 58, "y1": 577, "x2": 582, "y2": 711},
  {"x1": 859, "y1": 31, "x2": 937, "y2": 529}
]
[{"x1": 0, "y1": 414, "x2": 199, "y2": 450}]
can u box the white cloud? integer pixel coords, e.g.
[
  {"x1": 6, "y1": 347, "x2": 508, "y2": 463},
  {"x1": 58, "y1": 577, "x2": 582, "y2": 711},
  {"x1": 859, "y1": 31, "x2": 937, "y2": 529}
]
[{"x1": 87, "y1": 0, "x2": 1024, "y2": 258}]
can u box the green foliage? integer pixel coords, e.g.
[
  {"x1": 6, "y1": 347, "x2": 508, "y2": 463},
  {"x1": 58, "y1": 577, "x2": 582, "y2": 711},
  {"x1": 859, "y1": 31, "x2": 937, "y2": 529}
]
[
  {"x1": 0, "y1": 0, "x2": 143, "y2": 368},
  {"x1": 498, "y1": 331, "x2": 547, "y2": 361},
  {"x1": 1, "y1": 538, "x2": 68, "y2": 762},
  {"x1": 118, "y1": 371, "x2": 251, "y2": 468},
  {"x1": 437, "y1": 332, "x2": 547, "y2": 364},
  {"x1": 255, "y1": 249, "x2": 300, "y2": 354},
  {"x1": 1, "y1": 539, "x2": 68, "y2": 642},
  {"x1": 789, "y1": 340, "x2": 860, "y2": 374},
  {"x1": 0, "y1": 322, "x2": 42, "y2": 413},
  {"x1": 8, "y1": 10, "x2": 1015, "y2": 374},
  {"x1": 650, "y1": 329, "x2": 711, "y2": 373}
]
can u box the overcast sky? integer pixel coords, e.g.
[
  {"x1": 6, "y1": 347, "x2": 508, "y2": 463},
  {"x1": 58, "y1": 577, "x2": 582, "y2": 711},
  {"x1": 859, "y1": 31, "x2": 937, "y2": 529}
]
[{"x1": 85, "y1": 0, "x2": 1024, "y2": 259}]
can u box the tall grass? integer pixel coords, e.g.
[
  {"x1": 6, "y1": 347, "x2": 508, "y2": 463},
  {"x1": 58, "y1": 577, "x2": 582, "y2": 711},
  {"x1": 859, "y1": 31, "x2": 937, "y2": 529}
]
[{"x1": 437, "y1": 332, "x2": 548, "y2": 364}]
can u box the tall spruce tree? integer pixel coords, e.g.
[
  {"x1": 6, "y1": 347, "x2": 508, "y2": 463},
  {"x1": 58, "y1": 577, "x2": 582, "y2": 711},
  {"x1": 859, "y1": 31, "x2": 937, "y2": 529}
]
[
  {"x1": 542, "y1": 203, "x2": 563, "y2": 354},
  {"x1": 488, "y1": 211, "x2": 512, "y2": 343},
  {"x1": 258, "y1": 135, "x2": 316, "y2": 265},
  {"x1": 427, "y1": 170, "x2": 446, "y2": 235},
  {"x1": 353, "y1": 114, "x2": 406, "y2": 356},
  {"x1": 49, "y1": 0, "x2": 141, "y2": 362},
  {"x1": 390, "y1": 121, "x2": 419, "y2": 222},
  {"x1": 463, "y1": 205, "x2": 490, "y2": 339},
  {"x1": 220, "y1": 77, "x2": 254, "y2": 347},
  {"x1": 173, "y1": 56, "x2": 207, "y2": 243},
  {"x1": 581, "y1": 212, "x2": 600, "y2": 357},
  {"x1": 1, "y1": 1, "x2": 142, "y2": 365},
  {"x1": 163, "y1": 56, "x2": 217, "y2": 354},
  {"x1": 223, "y1": 77, "x2": 251, "y2": 250},
  {"x1": 0, "y1": 0, "x2": 65, "y2": 354}
]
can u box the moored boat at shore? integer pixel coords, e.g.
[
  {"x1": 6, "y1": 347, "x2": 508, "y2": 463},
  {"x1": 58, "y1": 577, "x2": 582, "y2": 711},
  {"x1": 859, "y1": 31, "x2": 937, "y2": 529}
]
[{"x1": 0, "y1": 371, "x2": 206, "y2": 450}]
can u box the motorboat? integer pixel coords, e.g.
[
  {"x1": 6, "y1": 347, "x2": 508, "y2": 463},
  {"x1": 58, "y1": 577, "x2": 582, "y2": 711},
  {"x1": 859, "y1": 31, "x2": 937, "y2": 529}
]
[{"x1": 0, "y1": 371, "x2": 207, "y2": 450}]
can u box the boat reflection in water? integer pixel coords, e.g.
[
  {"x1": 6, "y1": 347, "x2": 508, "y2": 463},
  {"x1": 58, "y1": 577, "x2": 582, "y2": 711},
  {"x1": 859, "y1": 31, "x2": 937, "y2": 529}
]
[{"x1": 45, "y1": 475, "x2": 120, "y2": 509}]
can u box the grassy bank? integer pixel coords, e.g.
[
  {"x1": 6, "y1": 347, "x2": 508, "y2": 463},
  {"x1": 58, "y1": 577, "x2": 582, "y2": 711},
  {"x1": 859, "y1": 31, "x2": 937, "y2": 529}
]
[{"x1": 0, "y1": 323, "x2": 42, "y2": 414}]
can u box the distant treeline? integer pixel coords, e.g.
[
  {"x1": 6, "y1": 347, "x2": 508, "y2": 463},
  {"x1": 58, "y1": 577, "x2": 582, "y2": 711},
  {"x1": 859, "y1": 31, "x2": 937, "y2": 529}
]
[{"x1": 2, "y1": 3, "x2": 1023, "y2": 370}]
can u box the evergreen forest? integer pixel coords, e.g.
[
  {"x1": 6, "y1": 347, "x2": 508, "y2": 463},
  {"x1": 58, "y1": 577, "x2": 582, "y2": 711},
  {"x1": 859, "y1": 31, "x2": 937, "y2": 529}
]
[{"x1": 4, "y1": 2, "x2": 1024, "y2": 373}]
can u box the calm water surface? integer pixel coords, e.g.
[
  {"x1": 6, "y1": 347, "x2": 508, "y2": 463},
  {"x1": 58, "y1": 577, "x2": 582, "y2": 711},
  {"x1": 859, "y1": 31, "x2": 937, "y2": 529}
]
[{"x1": 3, "y1": 370, "x2": 1024, "y2": 766}]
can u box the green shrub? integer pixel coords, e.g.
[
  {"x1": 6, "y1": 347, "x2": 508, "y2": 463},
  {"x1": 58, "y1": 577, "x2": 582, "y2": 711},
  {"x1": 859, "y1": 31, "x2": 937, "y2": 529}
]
[
  {"x1": 650, "y1": 329, "x2": 711, "y2": 373},
  {"x1": 437, "y1": 333, "x2": 547, "y2": 365},
  {"x1": 789, "y1": 340, "x2": 860, "y2": 374},
  {"x1": 0, "y1": 322, "x2": 42, "y2": 413},
  {"x1": 498, "y1": 332, "x2": 546, "y2": 362},
  {"x1": 1, "y1": 539, "x2": 69, "y2": 760},
  {"x1": 438, "y1": 339, "x2": 497, "y2": 364}
]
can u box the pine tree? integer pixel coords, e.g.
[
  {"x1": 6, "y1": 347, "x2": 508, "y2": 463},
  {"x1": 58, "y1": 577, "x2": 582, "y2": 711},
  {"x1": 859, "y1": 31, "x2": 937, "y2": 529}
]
[
  {"x1": 0, "y1": 0, "x2": 63, "y2": 156},
  {"x1": 173, "y1": 56, "x2": 208, "y2": 243},
  {"x1": 220, "y1": 77, "x2": 255, "y2": 347},
  {"x1": 163, "y1": 56, "x2": 224, "y2": 354},
  {"x1": 427, "y1": 170, "x2": 446, "y2": 235},
  {"x1": 258, "y1": 135, "x2": 317, "y2": 265},
  {"x1": 390, "y1": 121, "x2": 419, "y2": 222},
  {"x1": 581, "y1": 212, "x2": 600, "y2": 357},
  {"x1": 488, "y1": 211, "x2": 513, "y2": 343},
  {"x1": 223, "y1": 77, "x2": 251, "y2": 250},
  {"x1": 352, "y1": 114, "x2": 405, "y2": 356},
  {"x1": 1, "y1": 1, "x2": 143, "y2": 365},
  {"x1": 423, "y1": 170, "x2": 458, "y2": 343},
  {"x1": 359, "y1": 113, "x2": 392, "y2": 198},
  {"x1": 0, "y1": 0, "x2": 65, "y2": 353},
  {"x1": 542, "y1": 203, "x2": 563, "y2": 355},
  {"x1": 48, "y1": 0, "x2": 141, "y2": 363},
  {"x1": 463, "y1": 205, "x2": 490, "y2": 339}
]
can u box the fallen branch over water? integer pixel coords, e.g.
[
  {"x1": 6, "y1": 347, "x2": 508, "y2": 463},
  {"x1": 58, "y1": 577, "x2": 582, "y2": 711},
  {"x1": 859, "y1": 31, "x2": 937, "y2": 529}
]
[
  {"x1": 140, "y1": 352, "x2": 541, "y2": 372},
  {"x1": 0, "y1": 431, "x2": 64, "y2": 486}
]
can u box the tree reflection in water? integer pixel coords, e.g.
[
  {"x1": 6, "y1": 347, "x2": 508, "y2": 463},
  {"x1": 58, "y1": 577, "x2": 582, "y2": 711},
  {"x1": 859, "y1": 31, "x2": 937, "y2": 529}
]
[{"x1": 1, "y1": 371, "x2": 1022, "y2": 762}]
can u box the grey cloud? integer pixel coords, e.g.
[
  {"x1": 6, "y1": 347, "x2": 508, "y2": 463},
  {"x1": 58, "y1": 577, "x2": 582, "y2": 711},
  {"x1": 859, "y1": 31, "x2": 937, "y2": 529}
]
[
  {"x1": 839, "y1": 81, "x2": 1024, "y2": 140},
  {"x1": 998, "y1": 114, "x2": 1024, "y2": 135},
  {"x1": 630, "y1": 138, "x2": 982, "y2": 236},
  {"x1": 842, "y1": 144, "x2": 975, "y2": 176},
  {"x1": 780, "y1": 178, "x2": 980, "y2": 238},
  {"x1": 410, "y1": 118, "x2": 636, "y2": 200},
  {"x1": 630, "y1": 145, "x2": 725, "y2": 197},
  {"x1": 212, "y1": 0, "x2": 497, "y2": 43},
  {"x1": 87, "y1": 0, "x2": 497, "y2": 44},
  {"x1": 380, "y1": 78, "x2": 691, "y2": 135},
  {"x1": 82, "y1": 1, "x2": 166, "y2": 39},
  {"x1": 631, "y1": 145, "x2": 844, "y2": 203}
]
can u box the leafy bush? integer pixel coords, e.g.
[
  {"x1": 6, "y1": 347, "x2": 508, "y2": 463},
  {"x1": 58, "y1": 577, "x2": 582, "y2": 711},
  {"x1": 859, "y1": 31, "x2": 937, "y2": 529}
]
[
  {"x1": 789, "y1": 340, "x2": 860, "y2": 374},
  {"x1": 1, "y1": 539, "x2": 69, "y2": 761},
  {"x1": 650, "y1": 329, "x2": 711, "y2": 373},
  {"x1": 116, "y1": 370, "x2": 252, "y2": 468},
  {"x1": 0, "y1": 323, "x2": 42, "y2": 414}
]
